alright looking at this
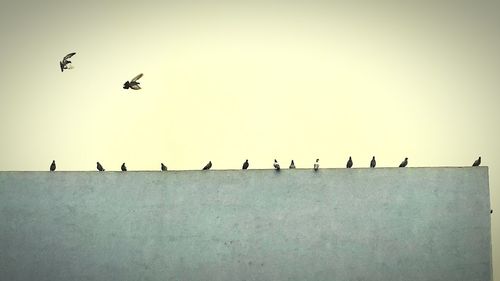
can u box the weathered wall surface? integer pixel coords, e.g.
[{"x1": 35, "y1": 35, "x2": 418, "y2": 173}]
[{"x1": 0, "y1": 168, "x2": 492, "y2": 281}]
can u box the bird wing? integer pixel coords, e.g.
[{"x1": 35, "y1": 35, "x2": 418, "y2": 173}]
[
  {"x1": 130, "y1": 84, "x2": 142, "y2": 90},
  {"x1": 63, "y1": 52, "x2": 76, "y2": 61},
  {"x1": 131, "y1": 73, "x2": 143, "y2": 82}
]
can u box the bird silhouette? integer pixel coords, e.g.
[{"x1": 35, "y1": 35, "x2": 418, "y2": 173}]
[
  {"x1": 472, "y1": 157, "x2": 481, "y2": 167},
  {"x1": 289, "y1": 160, "x2": 296, "y2": 169},
  {"x1": 370, "y1": 156, "x2": 376, "y2": 168},
  {"x1": 399, "y1": 158, "x2": 408, "y2": 168},
  {"x1": 50, "y1": 160, "x2": 56, "y2": 171},
  {"x1": 202, "y1": 161, "x2": 212, "y2": 170},
  {"x1": 123, "y1": 73, "x2": 143, "y2": 90},
  {"x1": 274, "y1": 159, "x2": 280, "y2": 171},
  {"x1": 161, "y1": 163, "x2": 168, "y2": 171},
  {"x1": 60, "y1": 52, "x2": 76, "y2": 72},
  {"x1": 97, "y1": 162, "x2": 105, "y2": 171},
  {"x1": 242, "y1": 160, "x2": 249, "y2": 170},
  {"x1": 121, "y1": 163, "x2": 127, "y2": 171},
  {"x1": 314, "y1": 159, "x2": 319, "y2": 171},
  {"x1": 346, "y1": 157, "x2": 353, "y2": 168}
]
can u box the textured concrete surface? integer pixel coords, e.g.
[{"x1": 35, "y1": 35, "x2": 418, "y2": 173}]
[{"x1": 0, "y1": 168, "x2": 492, "y2": 281}]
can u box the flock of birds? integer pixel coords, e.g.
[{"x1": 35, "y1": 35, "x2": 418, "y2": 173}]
[
  {"x1": 56, "y1": 54, "x2": 484, "y2": 170},
  {"x1": 56, "y1": 53, "x2": 491, "y2": 213},
  {"x1": 56, "y1": 52, "x2": 495, "y2": 216},
  {"x1": 46, "y1": 157, "x2": 491, "y2": 214},
  {"x1": 59, "y1": 53, "x2": 143, "y2": 90},
  {"x1": 47, "y1": 157, "x2": 482, "y2": 172}
]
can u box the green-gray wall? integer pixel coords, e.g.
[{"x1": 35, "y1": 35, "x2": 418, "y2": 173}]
[{"x1": 0, "y1": 168, "x2": 492, "y2": 281}]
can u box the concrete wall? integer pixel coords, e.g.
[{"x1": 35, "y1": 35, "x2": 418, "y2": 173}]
[{"x1": 0, "y1": 168, "x2": 492, "y2": 281}]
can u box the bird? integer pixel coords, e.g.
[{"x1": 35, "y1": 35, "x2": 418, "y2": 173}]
[
  {"x1": 346, "y1": 157, "x2": 353, "y2": 168},
  {"x1": 202, "y1": 161, "x2": 212, "y2": 170},
  {"x1": 242, "y1": 160, "x2": 249, "y2": 170},
  {"x1": 472, "y1": 157, "x2": 481, "y2": 167},
  {"x1": 50, "y1": 160, "x2": 56, "y2": 171},
  {"x1": 59, "y1": 52, "x2": 76, "y2": 72},
  {"x1": 121, "y1": 163, "x2": 127, "y2": 171},
  {"x1": 273, "y1": 159, "x2": 280, "y2": 171},
  {"x1": 123, "y1": 73, "x2": 143, "y2": 90},
  {"x1": 96, "y1": 162, "x2": 105, "y2": 171},
  {"x1": 161, "y1": 163, "x2": 168, "y2": 171},
  {"x1": 370, "y1": 156, "x2": 376, "y2": 168},
  {"x1": 289, "y1": 160, "x2": 296, "y2": 169},
  {"x1": 399, "y1": 157, "x2": 408, "y2": 168},
  {"x1": 313, "y1": 159, "x2": 319, "y2": 171}
]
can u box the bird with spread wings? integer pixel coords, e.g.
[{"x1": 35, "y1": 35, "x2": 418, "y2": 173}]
[
  {"x1": 60, "y1": 52, "x2": 76, "y2": 72},
  {"x1": 123, "y1": 73, "x2": 144, "y2": 90}
]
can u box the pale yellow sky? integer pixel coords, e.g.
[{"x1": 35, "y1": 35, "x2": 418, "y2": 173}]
[{"x1": 0, "y1": 0, "x2": 499, "y2": 278}]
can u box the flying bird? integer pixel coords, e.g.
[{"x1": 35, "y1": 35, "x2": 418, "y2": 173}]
[
  {"x1": 60, "y1": 52, "x2": 76, "y2": 72},
  {"x1": 289, "y1": 160, "x2": 296, "y2": 169},
  {"x1": 202, "y1": 161, "x2": 212, "y2": 170},
  {"x1": 273, "y1": 159, "x2": 280, "y2": 171},
  {"x1": 346, "y1": 157, "x2": 353, "y2": 168},
  {"x1": 314, "y1": 159, "x2": 319, "y2": 171},
  {"x1": 123, "y1": 73, "x2": 143, "y2": 90},
  {"x1": 97, "y1": 162, "x2": 105, "y2": 171},
  {"x1": 399, "y1": 158, "x2": 408, "y2": 168},
  {"x1": 472, "y1": 157, "x2": 481, "y2": 167},
  {"x1": 121, "y1": 163, "x2": 127, "y2": 171},
  {"x1": 370, "y1": 156, "x2": 376, "y2": 168},
  {"x1": 161, "y1": 163, "x2": 168, "y2": 171},
  {"x1": 50, "y1": 160, "x2": 56, "y2": 171},
  {"x1": 242, "y1": 160, "x2": 249, "y2": 170}
]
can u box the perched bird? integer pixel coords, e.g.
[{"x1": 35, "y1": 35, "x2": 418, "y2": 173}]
[
  {"x1": 289, "y1": 160, "x2": 296, "y2": 169},
  {"x1": 273, "y1": 159, "x2": 280, "y2": 171},
  {"x1": 123, "y1": 73, "x2": 143, "y2": 90},
  {"x1": 50, "y1": 160, "x2": 56, "y2": 172},
  {"x1": 491, "y1": 209, "x2": 493, "y2": 214},
  {"x1": 370, "y1": 156, "x2": 376, "y2": 168},
  {"x1": 313, "y1": 159, "x2": 319, "y2": 171},
  {"x1": 202, "y1": 161, "x2": 212, "y2": 170},
  {"x1": 472, "y1": 157, "x2": 481, "y2": 167},
  {"x1": 346, "y1": 157, "x2": 353, "y2": 168},
  {"x1": 121, "y1": 163, "x2": 127, "y2": 171},
  {"x1": 161, "y1": 163, "x2": 168, "y2": 171},
  {"x1": 242, "y1": 160, "x2": 249, "y2": 170},
  {"x1": 399, "y1": 157, "x2": 408, "y2": 168},
  {"x1": 97, "y1": 162, "x2": 105, "y2": 171},
  {"x1": 59, "y1": 52, "x2": 76, "y2": 72}
]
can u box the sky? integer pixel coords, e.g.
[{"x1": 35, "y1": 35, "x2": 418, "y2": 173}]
[{"x1": 1, "y1": 0, "x2": 499, "y2": 277}]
